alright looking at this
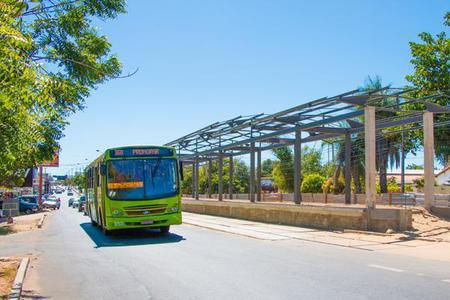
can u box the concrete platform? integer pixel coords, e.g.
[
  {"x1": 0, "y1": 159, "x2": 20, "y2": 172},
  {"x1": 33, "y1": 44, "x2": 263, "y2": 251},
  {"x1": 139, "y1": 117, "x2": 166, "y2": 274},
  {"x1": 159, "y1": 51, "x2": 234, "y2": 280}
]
[{"x1": 182, "y1": 198, "x2": 412, "y2": 232}]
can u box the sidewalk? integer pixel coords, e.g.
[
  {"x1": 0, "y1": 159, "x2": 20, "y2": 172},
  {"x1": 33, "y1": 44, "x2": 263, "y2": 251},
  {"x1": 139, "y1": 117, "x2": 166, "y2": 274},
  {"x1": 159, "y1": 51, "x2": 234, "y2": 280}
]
[{"x1": 183, "y1": 212, "x2": 450, "y2": 262}]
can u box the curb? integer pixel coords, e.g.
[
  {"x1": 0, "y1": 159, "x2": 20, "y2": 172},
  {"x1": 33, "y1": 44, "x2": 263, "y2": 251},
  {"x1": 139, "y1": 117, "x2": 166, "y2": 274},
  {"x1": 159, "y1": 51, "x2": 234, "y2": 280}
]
[
  {"x1": 8, "y1": 257, "x2": 30, "y2": 300},
  {"x1": 37, "y1": 214, "x2": 47, "y2": 228},
  {"x1": 343, "y1": 229, "x2": 394, "y2": 237}
]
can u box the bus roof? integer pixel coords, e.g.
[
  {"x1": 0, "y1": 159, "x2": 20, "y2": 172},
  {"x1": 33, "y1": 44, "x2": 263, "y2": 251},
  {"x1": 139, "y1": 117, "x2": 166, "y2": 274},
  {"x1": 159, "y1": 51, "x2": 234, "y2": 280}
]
[{"x1": 86, "y1": 145, "x2": 176, "y2": 170}]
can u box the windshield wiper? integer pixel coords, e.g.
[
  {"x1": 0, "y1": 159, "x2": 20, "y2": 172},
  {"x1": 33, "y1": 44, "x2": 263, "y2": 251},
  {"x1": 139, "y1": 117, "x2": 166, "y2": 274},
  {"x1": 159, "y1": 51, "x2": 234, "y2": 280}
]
[{"x1": 150, "y1": 158, "x2": 162, "y2": 187}]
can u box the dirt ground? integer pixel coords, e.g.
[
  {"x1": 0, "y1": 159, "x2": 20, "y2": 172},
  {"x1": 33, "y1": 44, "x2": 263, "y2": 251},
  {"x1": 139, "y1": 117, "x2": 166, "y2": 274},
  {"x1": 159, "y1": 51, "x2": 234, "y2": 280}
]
[
  {"x1": 0, "y1": 212, "x2": 45, "y2": 236},
  {"x1": 411, "y1": 207, "x2": 450, "y2": 242},
  {"x1": 0, "y1": 257, "x2": 20, "y2": 299}
]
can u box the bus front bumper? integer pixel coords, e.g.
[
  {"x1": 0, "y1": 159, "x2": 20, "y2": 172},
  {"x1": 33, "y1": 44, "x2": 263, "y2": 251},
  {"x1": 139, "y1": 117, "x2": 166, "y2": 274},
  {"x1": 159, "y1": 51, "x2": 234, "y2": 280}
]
[{"x1": 106, "y1": 212, "x2": 182, "y2": 230}]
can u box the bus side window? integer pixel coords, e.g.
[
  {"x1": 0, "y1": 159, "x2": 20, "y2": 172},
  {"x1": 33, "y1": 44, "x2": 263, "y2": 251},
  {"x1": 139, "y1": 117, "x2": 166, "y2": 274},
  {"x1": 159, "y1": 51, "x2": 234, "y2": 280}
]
[
  {"x1": 95, "y1": 167, "x2": 100, "y2": 187},
  {"x1": 89, "y1": 168, "x2": 93, "y2": 189}
]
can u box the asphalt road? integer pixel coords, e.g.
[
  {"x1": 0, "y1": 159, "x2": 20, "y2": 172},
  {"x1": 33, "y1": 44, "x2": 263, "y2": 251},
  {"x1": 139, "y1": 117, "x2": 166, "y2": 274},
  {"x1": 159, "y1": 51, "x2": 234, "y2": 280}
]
[{"x1": 1, "y1": 192, "x2": 450, "y2": 300}]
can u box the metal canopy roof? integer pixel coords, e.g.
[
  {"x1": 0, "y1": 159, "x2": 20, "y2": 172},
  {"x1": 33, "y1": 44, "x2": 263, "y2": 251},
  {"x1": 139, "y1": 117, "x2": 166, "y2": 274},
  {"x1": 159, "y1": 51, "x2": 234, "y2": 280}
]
[{"x1": 165, "y1": 87, "x2": 448, "y2": 162}]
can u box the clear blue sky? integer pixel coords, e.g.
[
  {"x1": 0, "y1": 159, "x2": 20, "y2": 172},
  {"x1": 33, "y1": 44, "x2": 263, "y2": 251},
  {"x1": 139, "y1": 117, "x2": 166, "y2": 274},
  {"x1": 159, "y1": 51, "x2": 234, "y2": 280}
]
[{"x1": 53, "y1": 0, "x2": 449, "y2": 175}]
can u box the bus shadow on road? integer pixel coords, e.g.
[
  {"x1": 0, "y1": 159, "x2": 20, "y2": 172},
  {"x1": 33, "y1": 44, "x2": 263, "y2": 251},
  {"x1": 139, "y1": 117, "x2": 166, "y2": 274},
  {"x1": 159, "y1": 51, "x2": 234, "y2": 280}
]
[{"x1": 80, "y1": 223, "x2": 185, "y2": 248}]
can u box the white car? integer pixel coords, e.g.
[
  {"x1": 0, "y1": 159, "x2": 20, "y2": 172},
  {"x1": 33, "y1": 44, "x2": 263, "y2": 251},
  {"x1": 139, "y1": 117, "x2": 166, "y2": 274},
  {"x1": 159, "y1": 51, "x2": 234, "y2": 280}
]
[
  {"x1": 43, "y1": 198, "x2": 60, "y2": 210},
  {"x1": 72, "y1": 199, "x2": 80, "y2": 208}
]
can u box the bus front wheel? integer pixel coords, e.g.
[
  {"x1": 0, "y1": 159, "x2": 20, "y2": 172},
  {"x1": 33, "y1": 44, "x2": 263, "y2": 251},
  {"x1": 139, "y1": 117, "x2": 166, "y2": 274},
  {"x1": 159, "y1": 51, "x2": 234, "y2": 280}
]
[
  {"x1": 102, "y1": 226, "x2": 110, "y2": 236},
  {"x1": 159, "y1": 226, "x2": 170, "y2": 234}
]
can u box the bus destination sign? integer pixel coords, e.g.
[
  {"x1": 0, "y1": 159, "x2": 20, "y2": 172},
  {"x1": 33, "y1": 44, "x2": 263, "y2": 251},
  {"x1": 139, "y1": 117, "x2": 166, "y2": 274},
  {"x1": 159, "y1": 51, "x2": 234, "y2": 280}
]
[{"x1": 110, "y1": 147, "x2": 173, "y2": 158}]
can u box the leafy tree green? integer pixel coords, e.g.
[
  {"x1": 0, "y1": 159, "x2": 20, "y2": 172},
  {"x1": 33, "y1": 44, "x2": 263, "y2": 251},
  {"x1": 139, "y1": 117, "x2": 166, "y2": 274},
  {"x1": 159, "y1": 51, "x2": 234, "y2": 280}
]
[
  {"x1": 272, "y1": 147, "x2": 294, "y2": 193},
  {"x1": 406, "y1": 163, "x2": 424, "y2": 170},
  {"x1": 0, "y1": 0, "x2": 126, "y2": 186},
  {"x1": 64, "y1": 173, "x2": 86, "y2": 192},
  {"x1": 272, "y1": 145, "x2": 324, "y2": 193},
  {"x1": 181, "y1": 159, "x2": 249, "y2": 195},
  {"x1": 301, "y1": 146, "x2": 323, "y2": 176},
  {"x1": 262, "y1": 159, "x2": 275, "y2": 177},
  {"x1": 301, "y1": 174, "x2": 326, "y2": 193},
  {"x1": 406, "y1": 12, "x2": 450, "y2": 164}
]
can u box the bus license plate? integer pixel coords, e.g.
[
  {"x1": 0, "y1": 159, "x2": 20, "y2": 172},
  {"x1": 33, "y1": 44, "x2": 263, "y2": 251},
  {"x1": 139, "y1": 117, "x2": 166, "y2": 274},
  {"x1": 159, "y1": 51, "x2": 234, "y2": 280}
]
[{"x1": 140, "y1": 220, "x2": 154, "y2": 225}]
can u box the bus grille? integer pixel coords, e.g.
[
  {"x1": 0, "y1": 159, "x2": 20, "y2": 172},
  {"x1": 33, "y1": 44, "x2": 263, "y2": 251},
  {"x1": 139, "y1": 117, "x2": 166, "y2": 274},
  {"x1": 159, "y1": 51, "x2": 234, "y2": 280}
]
[{"x1": 123, "y1": 204, "x2": 167, "y2": 216}]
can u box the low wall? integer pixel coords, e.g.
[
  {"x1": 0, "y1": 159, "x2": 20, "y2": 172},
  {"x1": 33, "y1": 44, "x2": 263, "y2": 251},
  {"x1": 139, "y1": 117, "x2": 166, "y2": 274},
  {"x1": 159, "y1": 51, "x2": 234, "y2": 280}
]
[
  {"x1": 184, "y1": 193, "x2": 418, "y2": 205},
  {"x1": 182, "y1": 199, "x2": 412, "y2": 232},
  {"x1": 431, "y1": 206, "x2": 450, "y2": 219}
]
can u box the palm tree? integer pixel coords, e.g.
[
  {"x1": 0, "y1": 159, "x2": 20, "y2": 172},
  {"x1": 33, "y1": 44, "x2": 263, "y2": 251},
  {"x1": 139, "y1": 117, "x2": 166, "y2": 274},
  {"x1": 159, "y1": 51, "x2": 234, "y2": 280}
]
[{"x1": 363, "y1": 76, "x2": 405, "y2": 193}]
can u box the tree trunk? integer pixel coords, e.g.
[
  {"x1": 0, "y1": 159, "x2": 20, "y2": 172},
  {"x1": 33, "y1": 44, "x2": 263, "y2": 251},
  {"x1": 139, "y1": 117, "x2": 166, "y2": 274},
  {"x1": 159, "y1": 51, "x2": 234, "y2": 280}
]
[
  {"x1": 379, "y1": 154, "x2": 388, "y2": 193},
  {"x1": 333, "y1": 164, "x2": 341, "y2": 194},
  {"x1": 351, "y1": 164, "x2": 362, "y2": 194}
]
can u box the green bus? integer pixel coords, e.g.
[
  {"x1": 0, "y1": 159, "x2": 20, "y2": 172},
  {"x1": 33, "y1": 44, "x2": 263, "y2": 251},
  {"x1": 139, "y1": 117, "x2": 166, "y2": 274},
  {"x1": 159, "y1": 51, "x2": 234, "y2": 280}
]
[{"x1": 85, "y1": 146, "x2": 182, "y2": 234}]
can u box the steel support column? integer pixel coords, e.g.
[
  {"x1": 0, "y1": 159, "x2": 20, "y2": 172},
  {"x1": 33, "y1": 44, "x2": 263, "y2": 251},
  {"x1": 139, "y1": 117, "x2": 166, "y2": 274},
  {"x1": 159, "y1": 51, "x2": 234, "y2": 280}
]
[
  {"x1": 208, "y1": 159, "x2": 212, "y2": 198},
  {"x1": 423, "y1": 112, "x2": 434, "y2": 210},
  {"x1": 249, "y1": 142, "x2": 255, "y2": 202},
  {"x1": 401, "y1": 130, "x2": 405, "y2": 193},
  {"x1": 344, "y1": 132, "x2": 351, "y2": 204},
  {"x1": 256, "y1": 149, "x2": 262, "y2": 201},
  {"x1": 191, "y1": 163, "x2": 195, "y2": 199},
  {"x1": 218, "y1": 153, "x2": 223, "y2": 201},
  {"x1": 229, "y1": 156, "x2": 233, "y2": 199},
  {"x1": 294, "y1": 128, "x2": 302, "y2": 204},
  {"x1": 365, "y1": 106, "x2": 376, "y2": 209},
  {"x1": 194, "y1": 158, "x2": 199, "y2": 200}
]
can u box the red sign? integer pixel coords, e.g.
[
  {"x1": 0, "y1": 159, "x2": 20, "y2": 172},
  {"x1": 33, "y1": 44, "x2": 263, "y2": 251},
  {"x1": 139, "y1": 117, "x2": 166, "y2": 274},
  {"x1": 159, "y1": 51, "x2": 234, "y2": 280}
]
[{"x1": 41, "y1": 152, "x2": 59, "y2": 167}]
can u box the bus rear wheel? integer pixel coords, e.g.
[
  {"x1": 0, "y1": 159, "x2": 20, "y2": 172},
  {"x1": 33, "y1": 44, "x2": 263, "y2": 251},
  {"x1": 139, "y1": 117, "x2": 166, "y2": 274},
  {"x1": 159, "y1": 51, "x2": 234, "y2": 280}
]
[{"x1": 159, "y1": 226, "x2": 170, "y2": 234}]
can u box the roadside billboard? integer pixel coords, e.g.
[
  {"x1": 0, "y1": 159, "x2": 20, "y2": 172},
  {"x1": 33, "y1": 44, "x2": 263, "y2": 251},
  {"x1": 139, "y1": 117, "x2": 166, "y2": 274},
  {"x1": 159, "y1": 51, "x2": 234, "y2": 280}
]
[{"x1": 41, "y1": 152, "x2": 59, "y2": 167}]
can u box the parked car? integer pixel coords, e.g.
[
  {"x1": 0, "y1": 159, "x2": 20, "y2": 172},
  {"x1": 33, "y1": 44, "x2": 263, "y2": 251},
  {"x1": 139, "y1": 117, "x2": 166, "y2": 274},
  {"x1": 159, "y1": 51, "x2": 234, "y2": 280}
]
[
  {"x1": 19, "y1": 197, "x2": 39, "y2": 214},
  {"x1": 78, "y1": 196, "x2": 86, "y2": 212},
  {"x1": 67, "y1": 191, "x2": 74, "y2": 196},
  {"x1": 68, "y1": 198, "x2": 75, "y2": 207},
  {"x1": 18, "y1": 195, "x2": 39, "y2": 205}
]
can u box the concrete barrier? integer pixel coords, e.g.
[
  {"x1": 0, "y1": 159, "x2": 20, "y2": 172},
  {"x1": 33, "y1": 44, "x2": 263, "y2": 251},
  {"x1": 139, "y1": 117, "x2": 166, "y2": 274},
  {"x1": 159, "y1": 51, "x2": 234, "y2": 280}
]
[
  {"x1": 182, "y1": 199, "x2": 412, "y2": 232},
  {"x1": 431, "y1": 206, "x2": 450, "y2": 219}
]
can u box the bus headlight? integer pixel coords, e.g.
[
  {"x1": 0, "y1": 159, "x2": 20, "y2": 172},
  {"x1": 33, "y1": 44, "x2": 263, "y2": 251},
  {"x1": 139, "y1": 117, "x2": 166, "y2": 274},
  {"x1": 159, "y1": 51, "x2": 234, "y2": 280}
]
[
  {"x1": 111, "y1": 208, "x2": 123, "y2": 216},
  {"x1": 168, "y1": 206, "x2": 178, "y2": 212}
]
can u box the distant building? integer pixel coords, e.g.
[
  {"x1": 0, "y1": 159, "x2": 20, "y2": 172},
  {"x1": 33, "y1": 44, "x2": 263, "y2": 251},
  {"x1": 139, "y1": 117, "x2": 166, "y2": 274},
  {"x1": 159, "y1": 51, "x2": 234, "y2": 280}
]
[
  {"x1": 385, "y1": 166, "x2": 450, "y2": 186},
  {"x1": 384, "y1": 169, "x2": 426, "y2": 184}
]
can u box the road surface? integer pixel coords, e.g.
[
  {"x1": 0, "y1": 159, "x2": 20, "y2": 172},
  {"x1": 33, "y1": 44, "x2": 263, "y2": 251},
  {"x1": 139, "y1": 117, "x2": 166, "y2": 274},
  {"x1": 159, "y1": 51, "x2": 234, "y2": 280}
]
[{"x1": 1, "y1": 192, "x2": 450, "y2": 299}]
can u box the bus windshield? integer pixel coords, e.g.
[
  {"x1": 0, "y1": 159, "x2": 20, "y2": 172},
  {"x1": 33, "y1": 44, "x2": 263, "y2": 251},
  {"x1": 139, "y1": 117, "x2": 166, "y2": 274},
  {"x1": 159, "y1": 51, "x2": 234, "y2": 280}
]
[{"x1": 106, "y1": 159, "x2": 178, "y2": 200}]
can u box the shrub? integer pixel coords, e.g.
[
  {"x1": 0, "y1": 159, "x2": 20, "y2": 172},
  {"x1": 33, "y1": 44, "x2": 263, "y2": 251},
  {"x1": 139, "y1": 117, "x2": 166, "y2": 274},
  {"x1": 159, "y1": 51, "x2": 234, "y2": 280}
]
[
  {"x1": 405, "y1": 184, "x2": 413, "y2": 192},
  {"x1": 322, "y1": 176, "x2": 345, "y2": 194},
  {"x1": 413, "y1": 177, "x2": 425, "y2": 189},
  {"x1": 301, "y1": 174, "x2": 326, "y2": 193}
]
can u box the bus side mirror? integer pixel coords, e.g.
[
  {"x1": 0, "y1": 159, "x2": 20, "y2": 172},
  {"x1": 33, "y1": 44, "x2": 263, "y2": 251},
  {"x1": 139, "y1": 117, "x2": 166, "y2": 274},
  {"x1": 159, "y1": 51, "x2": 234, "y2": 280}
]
[
  {"x1": 100, "y1": 163, "x2": 106, "y2": 176},
  {"x1": 179, "y1": 161, "x2": 184, "y2": 181}
]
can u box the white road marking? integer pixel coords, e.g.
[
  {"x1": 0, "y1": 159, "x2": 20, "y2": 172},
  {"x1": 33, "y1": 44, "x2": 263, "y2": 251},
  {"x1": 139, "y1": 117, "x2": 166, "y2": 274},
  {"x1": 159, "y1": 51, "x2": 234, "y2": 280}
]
[
  {"x1": 442, "y1": 279, "x2": 450, "y2": 283},
  {"x1": 368, "y1": 264, "x2": 404, "y2": 273}
]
